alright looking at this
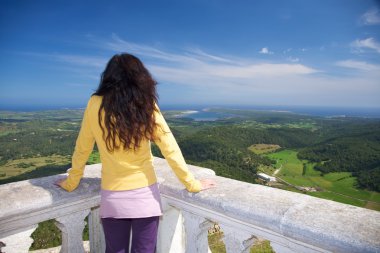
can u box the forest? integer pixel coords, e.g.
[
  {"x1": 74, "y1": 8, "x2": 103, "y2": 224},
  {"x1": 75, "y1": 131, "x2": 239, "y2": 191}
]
[
  {"x1": 165, "y1": 109, "x2": 380, "y2": 192},
  {"x1": 297, "y1": 122, "x2": 380, "y2": 191},
  {"x1": 1, "y1": 109, "x2": 380, "y2": 191}
]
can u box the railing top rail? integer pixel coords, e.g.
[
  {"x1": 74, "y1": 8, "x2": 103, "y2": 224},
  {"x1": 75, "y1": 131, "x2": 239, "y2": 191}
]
[
  {"x1": 0, "y1": 164, "x2": 102, "y2": 219},
  {"x1": 1, "y1": 158, "x2": 379, "y2": 253},
  {"x1": 155, "y1": 158, "x2": 380, "y2": 253}
]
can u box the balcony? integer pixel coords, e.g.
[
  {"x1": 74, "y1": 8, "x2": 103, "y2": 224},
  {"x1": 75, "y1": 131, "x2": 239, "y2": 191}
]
[{"x1": 0, "y1": 157, "x2": 379, "y2": 253}]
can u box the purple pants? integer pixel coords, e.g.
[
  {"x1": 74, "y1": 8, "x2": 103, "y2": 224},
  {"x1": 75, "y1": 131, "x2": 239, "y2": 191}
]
[{"x1": 101, "y1": 216, "x2": 159, "y2": 253}]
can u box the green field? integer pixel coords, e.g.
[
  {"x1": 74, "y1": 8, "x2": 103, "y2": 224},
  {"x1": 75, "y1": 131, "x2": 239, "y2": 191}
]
[
  {"x1": 248, "y1": 144, "x2": 281, "y2": 154},
  {"x1": 0, "y1": 155, "x2": 70, "y2": 179},
  {"x1": 208, "y1": 231, "x2": 275, "y2": 253},
  {"x1": 265, "y1": 150, "x2": 380, "y2": 211}
]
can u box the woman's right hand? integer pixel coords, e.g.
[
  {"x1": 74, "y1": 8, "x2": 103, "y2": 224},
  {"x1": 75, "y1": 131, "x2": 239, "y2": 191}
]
[{"x1": 200, "y1": 179, "x2": 216, "y2": 191}]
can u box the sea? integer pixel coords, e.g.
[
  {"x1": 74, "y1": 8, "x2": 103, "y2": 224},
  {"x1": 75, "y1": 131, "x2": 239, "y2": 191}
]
[
  {"x1": 1, "y1": 104, "x2": 379, "y2": 120},
  {"x1": 160, "y1": 105, "x2": 380, "y2": 120}
]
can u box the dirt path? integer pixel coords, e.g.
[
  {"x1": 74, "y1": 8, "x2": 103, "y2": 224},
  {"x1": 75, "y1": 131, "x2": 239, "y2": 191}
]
[{"x1": 273, "y1": 163, "x2": 282, "y2": 176}]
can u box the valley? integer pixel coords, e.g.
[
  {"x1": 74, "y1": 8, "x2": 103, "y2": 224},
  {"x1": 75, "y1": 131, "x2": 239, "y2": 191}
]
[{"x1": 1, "y1": 108, "x2": 379, "y2": 211}]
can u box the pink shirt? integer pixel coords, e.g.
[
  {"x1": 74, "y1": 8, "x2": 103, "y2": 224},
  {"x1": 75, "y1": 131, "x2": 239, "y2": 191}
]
[{"x1": 100, "y1": 183, "x2": 163, "y2": 218}]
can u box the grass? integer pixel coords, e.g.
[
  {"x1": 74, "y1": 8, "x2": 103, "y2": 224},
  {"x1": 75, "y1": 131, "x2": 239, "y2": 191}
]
[
  {"x1": 30, "y1": 217, "x2": 89, "y2": 250},
  {"x1": 0, "y1": 150, "x2": 101, "y2": 181},
  {"x1": 208, "y1": 232, "x2": 226, "y2": 253},
  {"x1": 0, "y1": 155, "x2": 70, "y2": 179},
  {"x1": 88, "y1": 151, "x2": 101, "y2": 164},
  {"x1": 248, "y1": 144, "x2": 281, "y2": 154},
  {"x1": 308, "y1": 191, "x2": 366, "y2": 206},
  {"x1": 304, "y1": 162, "x2": 321, "y2": 176},
  {"x1": 264, "y1": 149, "x2": 380, "y2": 211},
  {"x1": 208, "y1": 231, "x2": 275, "y2": 253},
  {"x1": 258, "y1": 165, "x2": 276, "y2": 175}
]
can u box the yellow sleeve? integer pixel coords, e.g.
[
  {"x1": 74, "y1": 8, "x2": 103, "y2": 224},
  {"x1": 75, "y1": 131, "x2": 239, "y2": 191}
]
[
  {"x1": 61, "y1": 100, "x2": 95, "y2": 192},
  {"x1": 153, "y1": 107, "x2": 201, "y2": 193}
]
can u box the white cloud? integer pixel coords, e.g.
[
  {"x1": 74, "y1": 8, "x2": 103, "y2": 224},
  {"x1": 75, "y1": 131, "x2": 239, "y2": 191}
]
[
  {"x1": 336, "y1": 60, "x2": 380, "y2": 71},
  {"x1": 185, "y1": 48, "x2": 235, "y2": 63},
  {"x1": 23, "y1": 35, "x2": 380, "y2": 107},
  {"x1": 203, "y1": 63, "x2": 316, "y2": 78},
  {"x1": 361, "y1": 8, "x2": 380, "y2": 25},
  {"x1": 259, "y1": 47, "x2": 274, "y2": 55},
  {"x1": 147, "y1": 56, "x2": 318, "y2": 89},
  {"x1": 101, "y1": 38, "x2": 376, "y2": 107},
  {"x1": 54, "y1": 54, "x2": 106, "y2": 68},
  {"x1": 287, "y1": 57, "x2": 299, "y2": 62},
  {"x1": 100, "y1": 36, "x2": 317, "y2": 79},
  {"x1": 105, "y1": 34, "x2": 200, "y2": 64},
  {"x1": 351, "y1": 37, "x2": 380, "y2": 54},
  {"x1": 152, "y1": 64, "x2": 380, "y2": 107}
]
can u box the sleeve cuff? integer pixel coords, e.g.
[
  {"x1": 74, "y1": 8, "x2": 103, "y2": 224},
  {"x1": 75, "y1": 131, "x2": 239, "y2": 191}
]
[
  {"x1": 187, "y1": 179, "x2": 202, "y2": 193},
  {"x1": 60, "y1": 179, "x2": 77, "y2": 192}
]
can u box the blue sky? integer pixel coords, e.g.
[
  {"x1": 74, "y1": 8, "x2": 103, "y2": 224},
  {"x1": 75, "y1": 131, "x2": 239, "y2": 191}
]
[{"x1": 0, "y1": 0, "x2": 379, "y2": 109}]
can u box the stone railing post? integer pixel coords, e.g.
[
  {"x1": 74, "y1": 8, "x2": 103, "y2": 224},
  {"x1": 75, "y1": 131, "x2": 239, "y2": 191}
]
[
  {"x1": 182, "y1": 210, "x2": 213, "y2": 253},
  {"x1": 0, "y1": 225, "x2": 38, "y2": 253},
  {"x1": 55, "y1": 209, "x2": 90, "y2": 253},
  {"x1": 220, "y1": 224, "x2": 256, "y2": 253},
  {"x1": 157, "y1": 199, "x2": 185, "y2": 253},
  {"x1": 88, "y1": 207, "x2": 105, "y2": 253}
]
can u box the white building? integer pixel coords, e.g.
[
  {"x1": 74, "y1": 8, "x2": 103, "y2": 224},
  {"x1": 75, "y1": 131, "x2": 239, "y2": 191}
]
[{"x1": 257, "y1": 172, "x2": 277, "y2": 182}]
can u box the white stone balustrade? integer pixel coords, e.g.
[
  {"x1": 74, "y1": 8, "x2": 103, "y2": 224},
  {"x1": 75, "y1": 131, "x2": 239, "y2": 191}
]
[{"x1": 0, "y1": 157, "x2": 379, "y2": 253}]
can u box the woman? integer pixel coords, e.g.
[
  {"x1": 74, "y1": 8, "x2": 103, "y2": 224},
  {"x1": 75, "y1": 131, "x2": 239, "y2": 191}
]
[{"x1": 55, "y1": 53, "x2": 216, "y2": 253}]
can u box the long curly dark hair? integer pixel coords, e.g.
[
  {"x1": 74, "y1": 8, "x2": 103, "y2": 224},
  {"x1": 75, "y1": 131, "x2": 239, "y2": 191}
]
[{"x1": 93, "y1": 53, "x2": 159, "y2": 152}]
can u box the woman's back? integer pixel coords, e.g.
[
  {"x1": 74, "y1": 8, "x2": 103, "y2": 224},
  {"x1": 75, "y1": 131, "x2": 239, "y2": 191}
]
[
  {"x1": 85, "y1": 95, "x2": 156, "y2": 190},
  {"x1": 61, "y1": 94, "x2": 202, "y2": 193}
]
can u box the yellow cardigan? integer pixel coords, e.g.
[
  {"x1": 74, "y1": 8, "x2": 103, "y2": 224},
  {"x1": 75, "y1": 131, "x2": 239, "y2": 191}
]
[{"x1": 61, "y1": 95, "x2": 201, "y2": 193}]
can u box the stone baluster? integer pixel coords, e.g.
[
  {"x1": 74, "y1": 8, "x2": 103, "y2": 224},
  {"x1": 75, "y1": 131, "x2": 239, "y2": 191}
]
[
  {"x1": 157, "y1": 201, "x2": 185, "y2": 253},
  {"x1": 55, "y1": 209, "x2": 90, "y2": 253},
  {"x1": 220, "y1": 224, "x2": 256, "y2": 253},
  {"x1": 0, "y1": 225, "x2": 38, "y2": 253},
  {"x1": 182, "y1": 210, "x2": 213, "y2": 253},
  {"x1": 88, "y1": 207, "x2": 105, "y2": 253}
]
